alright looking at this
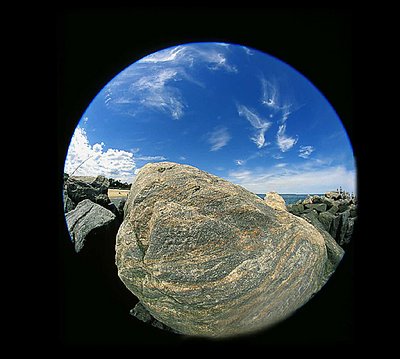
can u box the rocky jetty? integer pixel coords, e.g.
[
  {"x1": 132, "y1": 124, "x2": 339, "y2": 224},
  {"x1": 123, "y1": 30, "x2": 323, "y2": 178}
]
[
  {"x1": 63, "y1": 174, "x2": 124, "y2": 252},
  {"x1": 116, "y1": 162, "x2": 344, "y2": 338},
  {"x1": 287, "y1": 191, "x2": 357, "y2": 246}
]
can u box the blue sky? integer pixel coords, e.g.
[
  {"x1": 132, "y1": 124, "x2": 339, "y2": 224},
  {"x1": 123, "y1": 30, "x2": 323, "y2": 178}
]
[{"x1": 64, "y1": 42, "x2": 356, "y2": 194}]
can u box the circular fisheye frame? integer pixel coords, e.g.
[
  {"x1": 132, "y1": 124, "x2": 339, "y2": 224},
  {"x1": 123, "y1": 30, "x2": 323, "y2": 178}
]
[{"x1": 63, "y1": 42, "x2": 356, "y2": 338}]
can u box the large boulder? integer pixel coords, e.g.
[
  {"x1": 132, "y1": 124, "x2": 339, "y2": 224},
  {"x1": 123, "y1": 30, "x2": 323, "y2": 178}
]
[
  {"x1": 115, "y1": 162, "x2": 344, "y2": 338},
  {"x1": 66, "y1": 199, "x2": 116, "y2": 253},
  {"x1": 263, "y1": 191, "x2": 287, "y2": 211},
  {"x1": 65, "y1": 175, "x2": 111, "y2": 207}
]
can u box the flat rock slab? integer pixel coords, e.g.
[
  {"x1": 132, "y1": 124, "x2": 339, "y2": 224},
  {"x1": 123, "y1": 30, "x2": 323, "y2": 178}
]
[
  {"x1": 66, "y1": 199, "x2": 116, "y2": 253},
  {"x1": 116, "y1": 162, "x2": 344, "y2": 338}
]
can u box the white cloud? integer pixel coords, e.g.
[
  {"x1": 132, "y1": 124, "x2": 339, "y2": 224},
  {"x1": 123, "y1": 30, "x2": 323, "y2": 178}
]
[
  {"x1": 276, "y1": 124, "x2": 298, "y2": 152},
  {"x1": 237, "y1": 104, "x2": 272, "y2": 148},
  {"x1": 135, "y1": 155, "x2": 167, "y2": 161},
  {"x1": 226, "y1": 165, "x2": 357, "y2": 194},
  {"x1": 275, "y1": 163, "x2": 288, "y2": 168},
  {"x1": 298, "y1": 145, "x2": 315, "y2": 159},
  {"x1": 64, "y1": 127, "x2": 136, "y2": 183},
  {"x1": 208, "y1": 127, "x2": 231, "y2": 151}
]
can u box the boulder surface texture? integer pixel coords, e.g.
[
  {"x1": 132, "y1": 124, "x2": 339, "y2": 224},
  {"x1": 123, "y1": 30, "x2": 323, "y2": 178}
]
[
  {"x1": 66, "y1": 199, "x2": 116, "y2": 253},
  {"x1": 116, "y1": 162, "x2": 344, "y2": 338}
]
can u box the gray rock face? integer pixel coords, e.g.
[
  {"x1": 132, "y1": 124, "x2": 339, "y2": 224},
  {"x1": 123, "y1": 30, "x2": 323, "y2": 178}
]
[
  {"x1": 116, "y1": 162, "x2": 343, "y2": 338},
  {"x1": 65, "y1": 175, "x2": 111, "y2": 207},
  {"x1": 66, "y1": 199, "x2": 116, "y2": 252}
]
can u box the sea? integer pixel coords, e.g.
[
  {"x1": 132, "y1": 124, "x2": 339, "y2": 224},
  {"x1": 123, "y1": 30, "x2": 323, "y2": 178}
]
[{"x1": 256, "y1": 194, "x2": 323, "y2": 205}]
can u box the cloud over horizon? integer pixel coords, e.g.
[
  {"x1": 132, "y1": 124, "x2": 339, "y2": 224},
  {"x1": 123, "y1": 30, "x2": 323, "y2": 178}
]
[
  {"x1": 227, "y1": 165, "x2": 356, "y2": 194},
  {"x1": 64, "y1": 127, "x2": 136, "y2": 183}
]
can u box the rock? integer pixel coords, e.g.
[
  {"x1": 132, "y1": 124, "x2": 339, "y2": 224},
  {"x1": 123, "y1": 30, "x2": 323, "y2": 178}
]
[
  {"x1": 321, "y1": 197, "x2": 334, "y2": 209},
  {"x1": 287, "y1": 203, "x2": 304, "y2": 215},
  {"x1": 349, "y1": 204, "x2": 357, "y2": 218},
  {"x1": 263, "y1": 192, "x2": 287, "y2": 211},
  {"x1": 66, "y1": 199, "x2": 116, "y2": 253},
  {"x1": 116, "y1": 162, "x2": 344, "y2": 338},
  {"x1": 338, "y1": 210, "x2": 351, "y2": 245},
  {"x1": 342, "y1": 217, "x2": 356, "y2": 245},
  {"x1": 300, "y1": 210, "x2": 323, "y2": 231},
  {"x1": 299, "y1": 212, "x2": 344, "y2": 282},
  {"x1": 302, "y1": 196, "x2": 313, "y2": 205},
  {"x1": 328, "y1": 204, "x2": 339, "y2": 215},
  {"x1": 130, "y1": 302, "x2": 153, "y2": 323},
  {"x1": 329, "y1": 214, "x2": 341, "y2": 240},
  {"x1": 318, "y1": 211, "x2": 336, "y2": 232},
  {"x1": 337, "y1": 200, "x2": 350, "y2": 213},
  {"x1": 130, "y1": 302, "x2": 181, "y2": 334},
  {"x1": 117, "y1": 198, "x2": 126, "y2": 219},
  {"x1": 304, "y1": 203, "x2": 327, "y2": 213},
  {"x1": 65, "y1": 175, "x2": 111, "y2": 207},
  {"x1": 311, "y1": 195, "x2": 323, "y2": 204},
  {"x1": 325, "y1": 191, "x2": 342, "y2": 200},
  {"x1": 63, "y1": 188, "x2": 76, "y2": 213}
]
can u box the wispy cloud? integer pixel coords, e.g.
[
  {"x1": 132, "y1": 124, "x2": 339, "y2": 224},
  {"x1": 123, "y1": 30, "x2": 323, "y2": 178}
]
[
  {"x1": 261, "y1": 78, "x2": 280, "y2": 110},
  {"x1": 276, "y1": 124, "x2": 298, "y2": 152},
  {"x1": 298, "y1": 145, "x2": 315, "y2": 159},
  {"x1": 64, "y1": 127, "x2": 136, "y2": 183},
  {"x1": 208, "y1": 127, "x2": 231, "y2": 151},
  {"x1": 105, "y1": 65, "x2": 186, "y2": 120},
  {"x1": 235, "y1": 159, "x2": 245, "y2": 166},
  {"x1": 272, "y1": 153, "x2": 284, "y2": 160},
  {"x1": 237, "y1": 104, "x2": 272, "y2": 148},
  {"x1": 242, "y1": 46, "x2": 254, "y2": 56},
  {"x1": 105, "y1": 43, "x2": 238, "y2": 120},
  {"x1": 138, "y1": 46, "x2": 185, "y2": 63},
  {"x1": 260, "y1": 78, "x2": 295, "y2": 123},
  {"x1": 227, "y1": 165, "x2": 357, "y2": 194},
  {"x1": 138, "y1": 43, "x2": 237, "y2": 72}
]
